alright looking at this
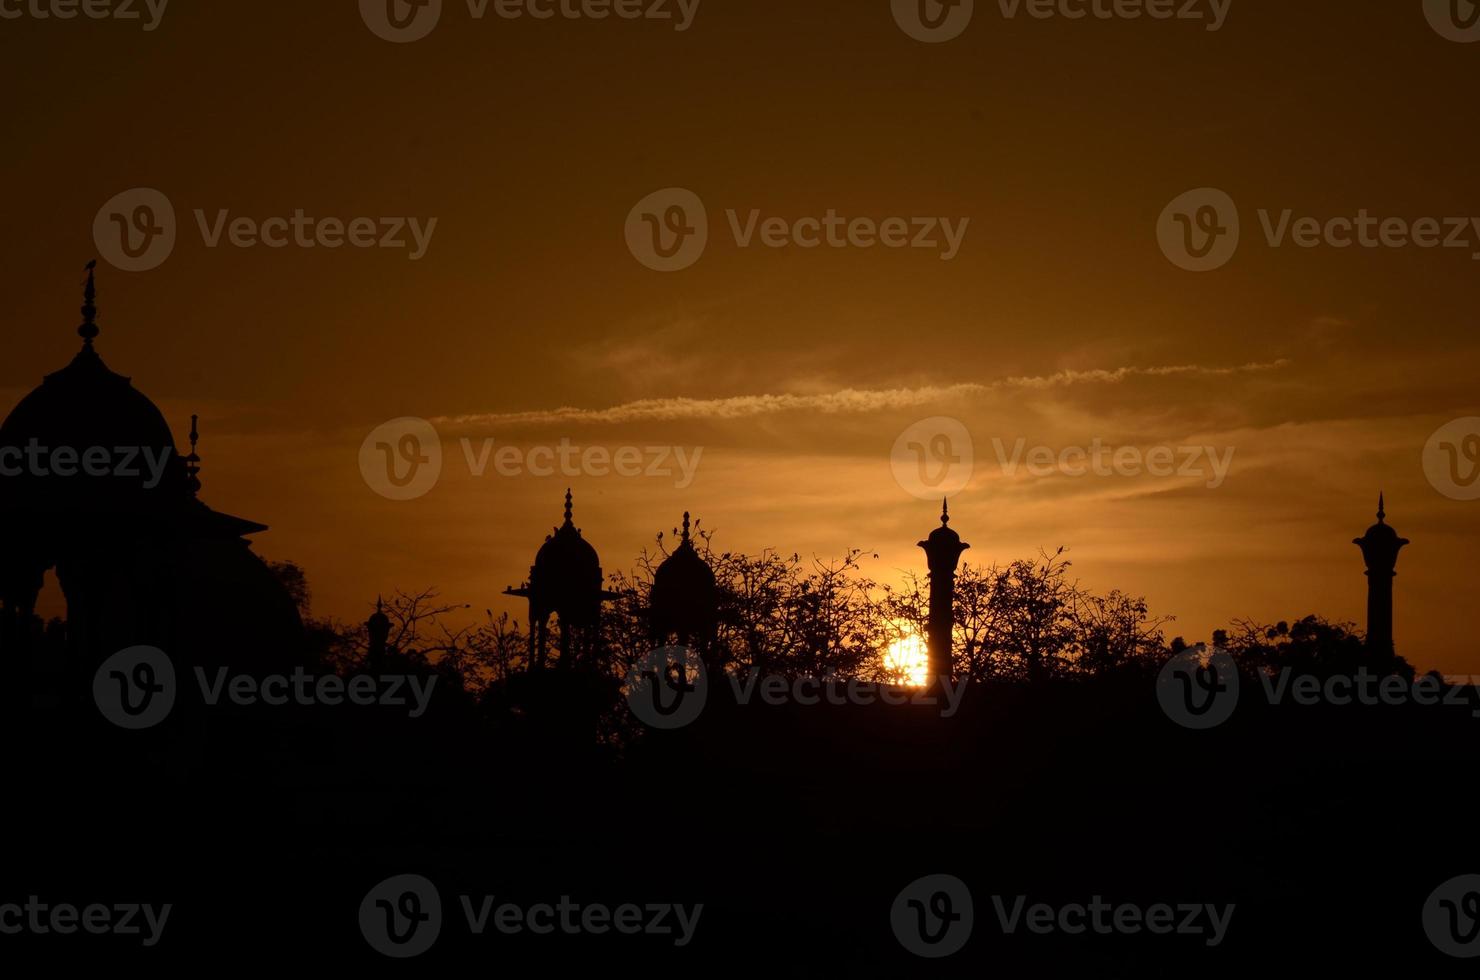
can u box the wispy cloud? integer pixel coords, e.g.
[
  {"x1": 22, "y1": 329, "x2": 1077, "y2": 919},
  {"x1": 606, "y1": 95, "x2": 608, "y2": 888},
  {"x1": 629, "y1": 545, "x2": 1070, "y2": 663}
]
[{"x1": 433, "y1": 360, "x2": 1291, "y2": 428}]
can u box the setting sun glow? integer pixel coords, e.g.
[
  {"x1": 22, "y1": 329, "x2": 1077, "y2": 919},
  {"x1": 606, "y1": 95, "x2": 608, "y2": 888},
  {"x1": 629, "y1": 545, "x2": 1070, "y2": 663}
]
[{"x1": 883, "y1": 630, "x2": 930, "y2": 687}]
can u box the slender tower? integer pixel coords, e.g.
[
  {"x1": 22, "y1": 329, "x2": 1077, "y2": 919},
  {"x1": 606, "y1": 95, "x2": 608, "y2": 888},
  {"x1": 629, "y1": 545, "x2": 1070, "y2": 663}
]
[
  {"x1": 1352, "y1": 493, "x2": 1409, "y2": 655},
  {"x1": 918, "y1": 499, "x2": 970, "y2": 684}
]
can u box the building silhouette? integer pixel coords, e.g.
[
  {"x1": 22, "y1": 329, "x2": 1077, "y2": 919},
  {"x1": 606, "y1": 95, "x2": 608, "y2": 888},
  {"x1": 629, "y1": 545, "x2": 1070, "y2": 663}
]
[
  {"x1": 1354, "y1": 493, "x2": 1409, "y2": 655},
  {"x1": 918, "y1": 498, "x2": 969, "y2": 684},
  {"x1": 0, "y1": 265, "x2": 302, "y2": 689},
  {"x1": 503, "y1": 489, "x2": 617, "y2": 671},
  {"x1": 649, "y1": 512, "x2": 720, "y2": 670}
]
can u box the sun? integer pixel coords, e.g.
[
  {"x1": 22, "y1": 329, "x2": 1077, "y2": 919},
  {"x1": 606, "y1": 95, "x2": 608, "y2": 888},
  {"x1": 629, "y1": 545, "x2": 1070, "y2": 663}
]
[{"x1": 883, "y1": 628, "x2": 930, "y2": 687}]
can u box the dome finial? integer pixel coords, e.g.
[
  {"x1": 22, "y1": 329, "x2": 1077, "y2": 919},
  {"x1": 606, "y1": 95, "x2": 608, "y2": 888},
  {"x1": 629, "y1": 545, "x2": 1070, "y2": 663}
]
[
  {"x1": 941, "y1": 497, "x2": 950, "y2": 526},
  {"x1": 184, "y1": 413, "x2": 202, "y2": 496},
  {"x1": 563, "y1": 488, "x2": 574, "y2": 526},
  {"x1": 78, "y1": 259, "x2": 99, "y2": 348},
  {"x1": 682, "y1": 511, "x2": 692, "y2": 543},
  {"x1": 1377, "y1": 492, "x2": 1386, "y2": 524}
]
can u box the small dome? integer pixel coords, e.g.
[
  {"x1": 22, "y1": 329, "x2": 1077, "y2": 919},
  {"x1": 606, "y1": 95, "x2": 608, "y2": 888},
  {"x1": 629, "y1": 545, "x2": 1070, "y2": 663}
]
[{"x1": 652, "y1": 513, "x2": 718, "y2": 638}]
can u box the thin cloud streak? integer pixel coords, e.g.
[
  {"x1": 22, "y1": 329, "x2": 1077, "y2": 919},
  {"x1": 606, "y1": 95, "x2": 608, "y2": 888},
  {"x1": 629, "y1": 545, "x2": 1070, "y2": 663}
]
[{"x1": 434, "y1": 360, "x2": 1292, "y2": 428}]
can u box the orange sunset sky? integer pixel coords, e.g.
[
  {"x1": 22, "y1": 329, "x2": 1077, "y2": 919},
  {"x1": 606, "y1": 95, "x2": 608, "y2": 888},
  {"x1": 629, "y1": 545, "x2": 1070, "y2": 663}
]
[{"x1": 3, "y1": 0, "x2": 1478, "y2": 673}]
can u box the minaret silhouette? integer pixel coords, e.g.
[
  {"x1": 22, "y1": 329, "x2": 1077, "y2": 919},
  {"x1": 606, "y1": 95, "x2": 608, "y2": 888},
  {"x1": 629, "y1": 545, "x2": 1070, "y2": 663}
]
[
  {"x1": 1353, "y1": 493, "x2": 1409, "y2": 655},
  {"x1": 918, "y1": 499, "x2": 969, "y2": 685}
]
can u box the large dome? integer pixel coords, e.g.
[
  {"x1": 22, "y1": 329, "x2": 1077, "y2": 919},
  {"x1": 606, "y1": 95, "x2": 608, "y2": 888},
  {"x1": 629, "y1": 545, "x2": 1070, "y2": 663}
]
[
  {"x1": 0, "y1": 346, "x2": 184, "y2": 517},
  {"x1": 0, "y1": 270, "x2": 185, "y2": 519}
]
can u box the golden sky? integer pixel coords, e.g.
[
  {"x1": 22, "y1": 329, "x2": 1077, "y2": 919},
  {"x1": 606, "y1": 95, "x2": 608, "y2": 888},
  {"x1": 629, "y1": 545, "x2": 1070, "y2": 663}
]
[{"x1": 3, "y1": 0, "x2": 1478, "y2": 672}]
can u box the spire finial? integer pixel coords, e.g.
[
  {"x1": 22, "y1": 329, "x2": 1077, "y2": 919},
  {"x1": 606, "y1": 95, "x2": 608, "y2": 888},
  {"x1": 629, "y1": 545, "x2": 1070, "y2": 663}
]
[
  {"x1": 941, "y1": 497, "x2": 950, "y2": 526},
  {"x1": 78, "y1": 259, "x2": 99, "y2": 347},
  {"x1": 1377, "y1": 492, "x2": 1386, "y2": 524},
  {"x1": 563, "y1": 488, "x2": 574, "y2": 526},
  {"x1": 184, "y1": 414, "x2": 202, "y2": 496},
  {"x1": 682, "y1": 511, "x2": 692, "y2": 543}
]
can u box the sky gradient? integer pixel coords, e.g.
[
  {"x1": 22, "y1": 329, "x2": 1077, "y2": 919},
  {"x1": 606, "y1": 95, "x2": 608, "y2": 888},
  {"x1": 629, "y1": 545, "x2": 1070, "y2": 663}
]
[{"x1": 3, "y1": 0, "x2": 1478, "y2": 672}]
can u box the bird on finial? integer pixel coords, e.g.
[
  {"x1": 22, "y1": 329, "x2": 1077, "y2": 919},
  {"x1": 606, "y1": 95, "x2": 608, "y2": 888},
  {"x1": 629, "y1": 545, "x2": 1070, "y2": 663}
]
[
  {"x1": 941, "y1": 497, "x2": 950, "y2": 526},
  {"x1": 564, "y1": 488, "x2": 574, "y2": 526},
  {"x1": 79, "y1": 259, "x2": 99, "y2": 347},
  {"x1": 1377, "y1": 492, "x2": 1386, "y2": 524},
  {"x1": 184, "y1": 414, "x2": 202, "y2": 496}
]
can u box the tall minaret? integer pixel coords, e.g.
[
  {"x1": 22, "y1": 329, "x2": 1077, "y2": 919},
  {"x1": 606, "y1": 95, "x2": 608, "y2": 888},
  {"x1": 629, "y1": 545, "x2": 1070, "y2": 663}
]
[
  {"x1": 1352, "y1": 493, "x2": 1409, "y2": 655},
  {"x1": 918, "y1": 499, "x2": 970, "y2": 684}
]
